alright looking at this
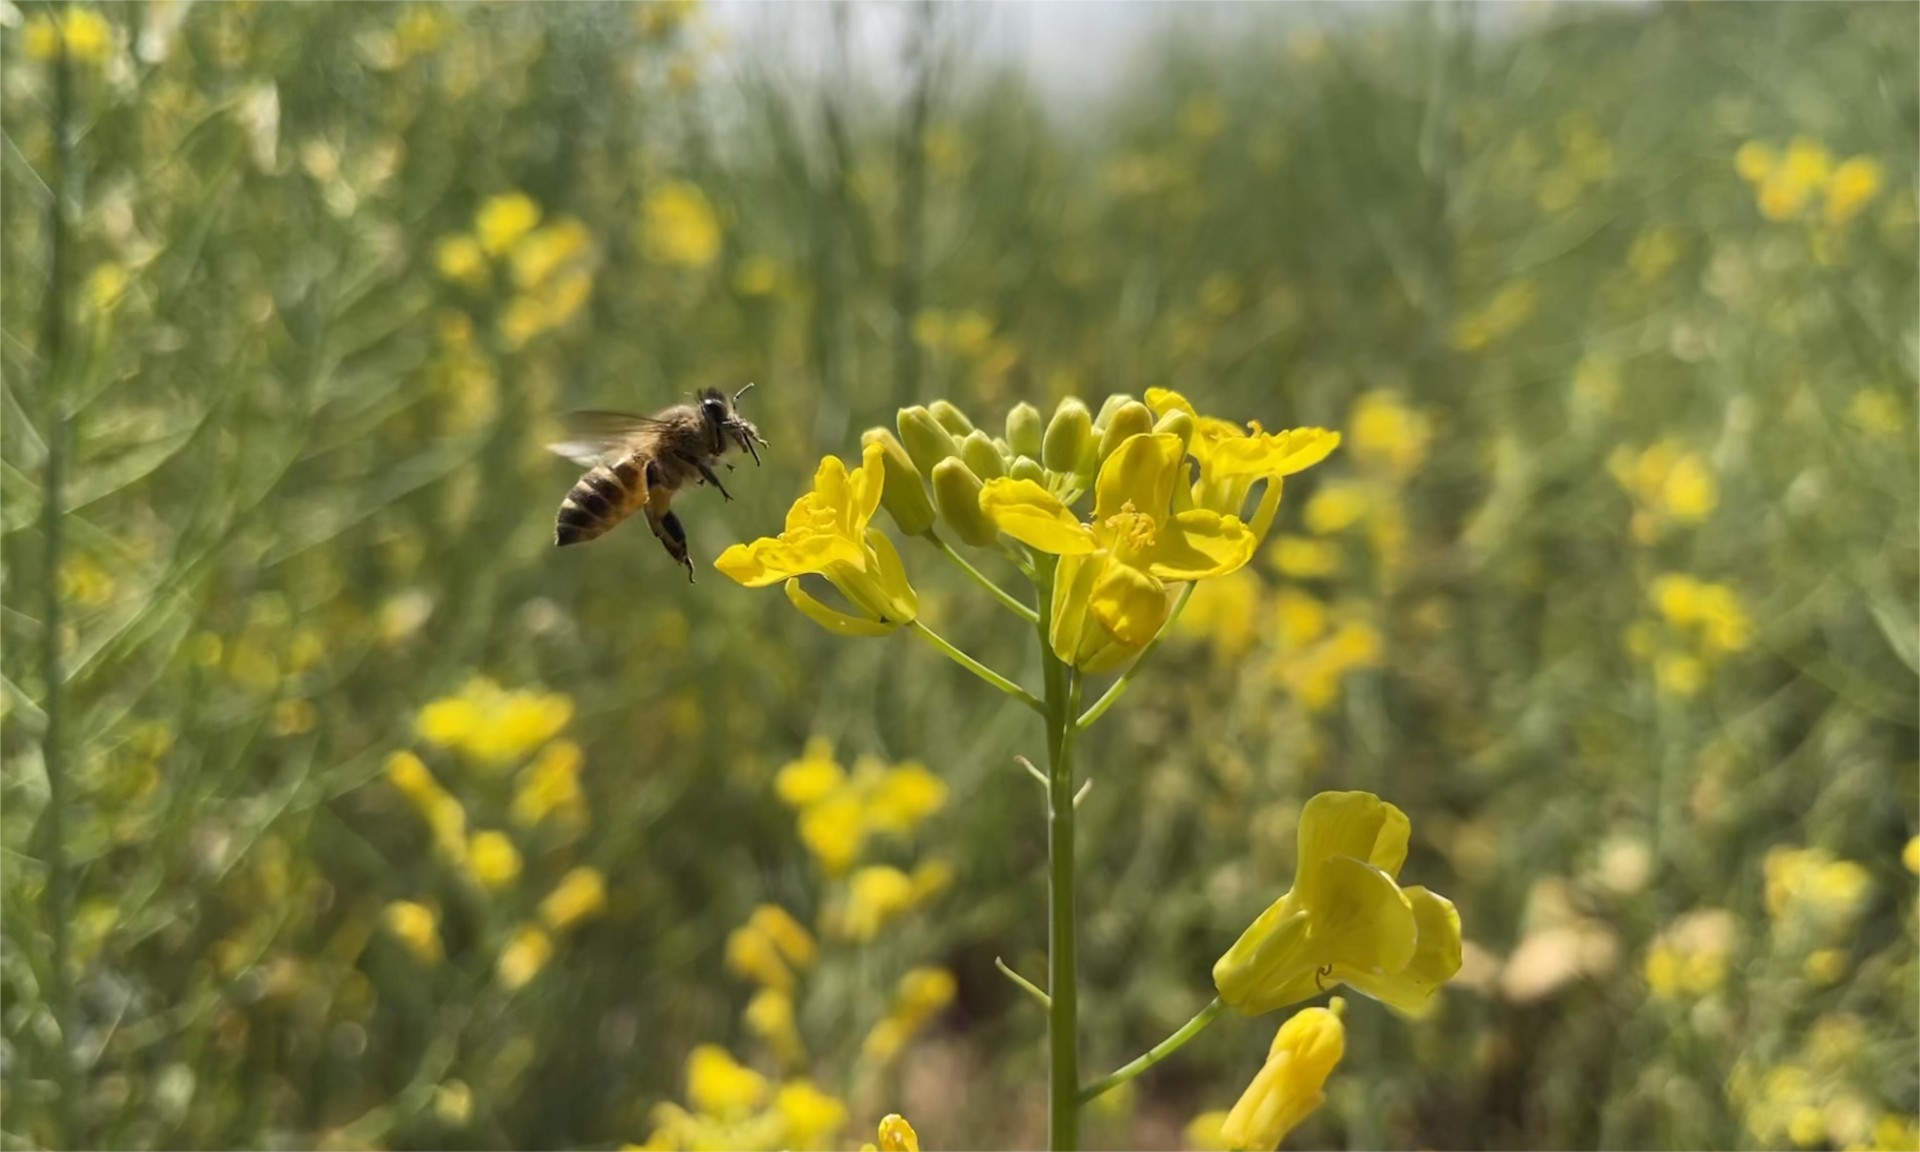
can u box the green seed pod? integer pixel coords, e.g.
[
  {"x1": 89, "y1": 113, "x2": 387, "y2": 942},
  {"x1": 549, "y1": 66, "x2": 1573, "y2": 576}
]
[
  {"x1": 1042, "y1": 398, "x2": 1094, "y2": 473},
  {"x1": 897, "y1": 405, "x2": 959, "y2": 476},
  {"x1": 1098, "y1": 401, "x2": 1155, "y2": 463},
  {"x1": 931, "y1": 458, "x2": 998, "y2": 547},
  {"x1": 1153, "y1": 408, "x2": 1195, "y2": 453},
  {"x1": 960, "y1": 430, "x2": 1008, "y2": 480},
  {"x1": 1005, "y1": 402, "x2": 1044, "y2": 459},
  {"x1": 1094, "y1": 392, "x2": 1137, "y2": 426},
  {"x1": 929, "y1": 399, "x2": 975, "y2": 437},
  {"x1": 1010, "y1": 455, "x2": 1048, "y2": 485},
  {"x1": 861, "y1": 427, "x2": 937, "y2": 536}
]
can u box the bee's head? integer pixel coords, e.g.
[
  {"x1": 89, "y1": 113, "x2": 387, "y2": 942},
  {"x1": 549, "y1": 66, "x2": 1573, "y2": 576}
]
[
  {"x1": 711, "y1": 382, "x2": 767, "y2": 465},
  {"x1": 699, "y1": 387, "x2": 731, "y2": 429}
]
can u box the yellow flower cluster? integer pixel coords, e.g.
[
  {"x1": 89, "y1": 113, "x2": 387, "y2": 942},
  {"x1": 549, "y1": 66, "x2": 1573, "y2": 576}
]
[
  {"x1": 860, "y1": 966, "x2": 957, "y2": 1066},
  {"x1": 1736, "y1": 139, "x2": 1885, "y2": 226},
  {"x1": 24, "y1": 7, "x2": 113, "y2": 64},
  {"x1": 638, "y1": 1046, "x2": 849, "y2": 1152},
  {"x1": 1608, "y1": 440, "x2": 1717, "y2": 543},
  {"x1": 433, "y1": 192, "x2": 598, "y2": 347},
  {"x1": 1729, "y1": 1016, "x2": 1917, "y2": 1151},
  {"x1": 640, "y1": 181, "x2": 723, "y2": 268},
  {"x1": 774, "y1": 737, "x2": 949, "y2": 876},
  {"x1": 1626, "y1": 574, "x2": 1754, "y2": 698},
  {"x1": 1642, "y1": 908, "x2": 1736, "y2": 1000},
  {"x1": 1764, "y1": 845, "x2": 1872, "y2": 940},
  {"x1": 416, "y1": 676, "x2": 574, "y2": 766}
]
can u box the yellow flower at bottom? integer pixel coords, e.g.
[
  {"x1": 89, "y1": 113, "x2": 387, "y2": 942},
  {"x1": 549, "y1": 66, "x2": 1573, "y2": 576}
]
[
  {"x1": 686, "y1": 1045, "x2": 768, "y2": 1116},
  {"x1": 774, "y1": 1080, "x2": 847, "y2": 1149},
  {"x1": 1214, "y1": 792, "x2": 1461, "y2": 1017},
  {"x1": 1219, "y1": 999, "x2": 1345, "y2": 1152},
  {"x1": 859, "y1": 1114, "x2": 919, "y2": 1152},
  {"x1": 716, "y1": 444, "x2": 919, "y2": 635}
]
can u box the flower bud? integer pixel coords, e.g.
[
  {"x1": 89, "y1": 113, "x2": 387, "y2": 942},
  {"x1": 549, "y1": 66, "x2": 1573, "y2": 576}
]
[
  {"x1": 1005, "y1": 402, "x2": 1044, "y2": 459},
  {"x1": 1010, "y1": 455, "x2": 1048, "y2": 485},
  {"x1": 897, "y1": 406, "x2": 959, "y2": 476},
  {"x1": 928, "y1": 399, "x2": 975, "y2": 437},
  {"x1": 1097, "y1": 401, "x2": 1155, "y2": 463},
  {"x1": 1153, "y1": 408, "x2": 1195, "y2": 453},
  {"x1": 1042, "y1": 398, "x2": 1093, "y2": 473},
  {"x1": 931, "y1": 458, "x2": 998, "y2": 547},
  {"x1": 960, "y1": 430, "x2": 1008, "y2": 480},
  {"x1": 1094, "y1": 392, "x2": 1137, "y2": 426},
  {"x1": 861, "y1": 427, "x2": 937, "y2": 536}
]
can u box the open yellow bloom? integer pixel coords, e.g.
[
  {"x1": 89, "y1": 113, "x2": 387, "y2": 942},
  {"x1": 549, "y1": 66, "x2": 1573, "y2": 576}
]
[
  {"x1": 716, "y1": 444, "x2": 919, "y2": 636},
  {"x1": 1219, "y1": 999, "x2": 1345, "y2": 1152},
  {"x1": 1145, "y1": 388, "x2": 1341, "y2": 541},
  {"x1": 981, "y1": 432, "x2": 1256, "y2": 672},
  {"x1": 1215, "y1": 792, "x2": 1461, "y2": 1016}
]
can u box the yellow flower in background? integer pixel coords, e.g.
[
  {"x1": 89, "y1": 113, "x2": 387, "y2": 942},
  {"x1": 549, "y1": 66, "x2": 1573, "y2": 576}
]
[
  {"x1": 798, "y1": 792, "x2": 867, "y2": 874},
  {"x1": 496, "y1": 923, "x2": 554, "y2": 990},
  {"x1": 467, "y1": 830, "x2": 523, "y2": 890},
  {"x1": 1176, "y1": 568, "x2": 1262, "y2": 665},
  {"x1": 476, "y1": 192, "x2": 542, "y2": 256},
  {"x1": 433, "y1": 1080, "x2": 472, "y2": 1127},
  {"x1": 434, "y1": 234, "x2": 489, "y2": 289},
  {"x1": 862, "y1": 967, "x2": 955, "y2": 1065},
  {"x1": 774, "y1": 1081, "x2": 848, "y2": 1149},
  {"x1": 1825, "y1": 157, "x2": 1884, "y2": 226},
  {"x1": 1347, "y1": 392, "x2": 1432, "y2": 482},
  {"x1": 776, "y1": 737, "x2": 845, "y2": 806},
  {"x1": 1610, "y1": 441, "x2": 1717, "y2": 540},
  {"x1": 686, "y1": 1045, "x2": 768, "y2": 1116},
  {"x1": 864, "y1": 1114, "x2": 920, "y2": 1152},
  {"x1": 416, "y1": 678, "x2": 574, "y2": 766},
  {"x1": 512, "y1": 738, "x2": 587, "y2": 827},
  {"x1": 1186, "y1": 1110, "x2": 1232, "y2": 1151},
  {"x1": 1274, "y1": 588, "x2": 1330, "y2": 651},
  {"x1": 725, "y1": 904, "x2": 818, "y2": 991},
  {"x1": 1144, "y1": 388, "x2": 1341, "y2": 542},
  {"x1": 982, "y1": 432, "x2": 1257, "y2": 673},
  {"x1": 1215, "y1": 792, "x2": 1461, "y2": 1016},
  {"x1": 386, "y1": 750, "x2": 468, "y2": 863},
  {"x1": 641, "y1": 181, "x2": 722, "y2": 268},
  {"x1": 382, "y1": 900, "x2": 443, "y2": 964},
  {"x1": 85, "y1": 263, "x2": 130, "y2": 313},
  {"x1": 1904, "y1": 836, "x2": 1920, "y2": 875},
  {"x1": 1643, "y1": 908, "x2": 1736, "y2": 999},
  {"x1": 864, "y1": 760, "x2": 947, "y2": 834},
  {"x1": 1303, "y1": 483, "x2": 1370, "y2": 536},
  {"x1": 540, "y1": 866, "x2": 608, "y2": 932},
  {"x1": 1274, "y1": 618, "x2": 1382, "y2": 712},
  {"x1": 1650, "y1": 574, "x2": 1753, "y2": 659},
  {"x1": 745, "y1": 987, "x2": 806, "y2": 1066},
  {"x1": 1765, "y1": 846, "x2": 1872, "y2": 929},
  {"x1": 510, "y1": 216, "x2": 594, "y2": 290},
  {"x1": 25, "y1": 8, "x2": 113, "y2": 64},
  {"x1": 1849, "y1": 389, "x2": 1904, "y2": 441},
  {"x1": 734, "y1": 255, "x2": 783, "y2": 297},
  {"x1": 716, "y1": 444, "x2": 919, "y2": 636},
  {"x1": 1451, "y1": 281, "x2": 1538, "y2": 352},
  {"x1": 837, "y1": 865, "x2": 915, "y2": 941},
  {"x1": 1268, "y1": 536, "x2": 1343, "y2": 580},
  {"x1": 772, "y1": 739, "x2": 946, "y2": 874},
  {"x1": 1218, "y1": 999, "x2": 1345, "y2": 1152}
]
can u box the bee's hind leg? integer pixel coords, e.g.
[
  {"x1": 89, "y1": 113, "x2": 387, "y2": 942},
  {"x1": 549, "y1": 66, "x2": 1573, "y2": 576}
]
[{"x1": 644, "y1": 499, "x2": 697, "y2": 583}]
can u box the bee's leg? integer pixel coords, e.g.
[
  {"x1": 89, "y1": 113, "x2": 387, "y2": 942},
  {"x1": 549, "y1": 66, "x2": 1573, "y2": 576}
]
[
  {"x1": 644, "y1": 493, "x2": 696, "y2": 582},
  {"x1": 679, "y1": 453, "x2": 734, "y2": 502}
]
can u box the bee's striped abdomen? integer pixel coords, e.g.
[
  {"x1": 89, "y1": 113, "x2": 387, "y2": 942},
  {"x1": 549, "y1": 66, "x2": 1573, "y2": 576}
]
[{"x1": 554, "y1": 455, "x2": 648, "y2": 546}]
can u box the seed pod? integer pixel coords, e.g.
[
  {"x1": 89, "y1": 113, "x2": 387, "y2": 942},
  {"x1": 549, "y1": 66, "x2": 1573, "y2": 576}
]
[
  {"x1": 1042, "y1": 398, "x2": 1093, "y2": 473},
  {"x1": 861, "y1": 427, "x2": 937, "y2": 536},
  {"x1": 931, "y1": 458, "x2": 997, "y2": 547},
  {"x1": 929, "y1": 399, "x2": 975, "y2": 437},
  {"x1": 1005, "y1": 402, "x2": 1044, "y2": 459},
  {"x1": 897, "y1": 406, "x2": 959, "y2": 476},
  {"x1": 1098, "y1": 401, "x2": 1155, "y2": 463},
  {"x1": 960, "y1": 430, "x2": 1008, "y2": 480},
  {"x1": 1010, "y1": 455, "x2": 1048, "y2": 485}
]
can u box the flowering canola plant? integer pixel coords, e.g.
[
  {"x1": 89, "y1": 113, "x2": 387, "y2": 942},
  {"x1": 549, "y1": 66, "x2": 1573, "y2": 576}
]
[{"x1": 717, "y1": 391, "x2": 1461, "y2": 1149}]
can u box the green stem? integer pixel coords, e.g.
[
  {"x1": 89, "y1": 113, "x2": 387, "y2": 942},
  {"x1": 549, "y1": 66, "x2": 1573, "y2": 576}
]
[
  {"x1": 1042, "y1": 629, "x2": 1082, "y2": 1150},
  {"x1": 1078, "y1": 996, "x2": 1226, "y2": 1104},
  {"x1": 929, "y1": 533, "x2": 1039, "y2": 623},
  {"x1": 994, "y1": 956, "x2": 1051, "y2": 1009},
  {"x1": 39, "y1": 35, "x2": 79, "y2": 1150},
  {"x1": 1077, "y1": 582, "x2": 1196, "y2": 729},
  {"x1": 908, "y1": 619, "x2": 1043, "y2": 713}
]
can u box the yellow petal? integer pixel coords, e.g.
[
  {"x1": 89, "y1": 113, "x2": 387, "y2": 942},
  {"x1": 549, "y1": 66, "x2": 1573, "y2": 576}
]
[
  {"x1": 1088, "y1": 559, "x2": 1171, "y2": 648},
  {"x1": 1305, "y1": 855, "x2": 1418, "y2": 989},
  {"x1": 1296, "y1": 791, "x2": 1412, "y2": 907},
  {"x1": 979, "y1": 478, "x2": 1098, "y2": 555},
  {"x1": 1208, "y1": 428, "x2": 1342, "y2": 481},
  {"x1": 1214, "y1": 902, "x2": 1321, "y2": 1016},
  {"x1": 716, "y1": 534, "x2": 862, "y2": 587},
  {"x1": 1093, "y1": 432, "x2": 1185, "y2": 523},
  {"x1": 1143, "y1": 387, "x2": 1197, "y2": 419},
  {"x1": 851, "y1": 441, "x2": 888, "y2": 536},
  {"x1": 1146, "y1": 510, "x2": 1256, "y2": 580},
  {"x1": 1337, "y1": 886, "x2": 1461, "y2": 1016},
  {"x1": 785, "y1": 579, "x2": 898, "y2": 636}
]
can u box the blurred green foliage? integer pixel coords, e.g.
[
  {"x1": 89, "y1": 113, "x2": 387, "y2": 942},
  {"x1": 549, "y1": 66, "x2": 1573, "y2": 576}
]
[{"x1": 2, "y1": 1, "x2": 1916, "y2": 1149}]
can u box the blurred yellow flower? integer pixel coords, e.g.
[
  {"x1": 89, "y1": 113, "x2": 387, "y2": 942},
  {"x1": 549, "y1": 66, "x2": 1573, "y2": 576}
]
[
  {"x1": 1347, "y1": 392, "x2": 1432, "y2": 481},
  {"x1": 1218, "y1": 998, "x2": 1345, "y2": 1152},
  {"x1": 1653, "y1": 651, "x2": 1705, "y2": 698},
  {"x1": 872, "y1": 1114, "x2": 920, "y2": 1152},
  {"x1": 1848, "y1": 388, "x2": 1904, "y2": 441},
  {"x1": 386, "y1": 750, "x2": 468, "y2": 863},
  {"x1": 433, "y1": 1080, "x2": 472, "y2": 1127},
  {"x1": 1303, "y1": 483, "x2": 1370, "y2": 535},
  {"x1": 1765, "y1": 846, "x2": 1872, "y2": 929},
  {"x1": 512, "y1": 738, "x2": 586, "y2": 827},
  {"x1": 540, "y1": 866, "x2": 608, "y2": 932},
  {"x1": 416, "y1": 678, "x2": 574, "y2": 766},
  {"x1": 269, "y1": 697, "x2": 316, "y2": 736},
  {"x1": 837, "y1": 865, "x2": 915, "y2": 941},
  {"x1": 745, "y1": 987, "x2": 806, "y2": 1066},
  {"x1": 476, "y1": 192, "x2": 542, "y2": 256},
  {"x1": 1801, "y1": 947, "x2": 1847, "y2": 985},
  {"x1": 798, "y1": 792, "x2": 867, "y2": 874},
  {"x1": 467, "y1": 830, "x2": 522, "y2": 890},
  {"x1": 775, "y1": 737, "x2": 843, "y2": 805},
  {"x1": 687, "y1": 1045, "x2": 767, "y2": 1116},
  {"x1": 734, "y1": 255, "x2": 782, "y2": 296},
  {"x1": 84, "y1": 263, "x2": 130, "y2": 313},
  {"x1": 772, "y1": 1081, "x2": 846, "y2": 1149},
  {"x1": 1144, "y1": 387, "x2": 1341, "y2": 542},
  {"x1": 1451, "y1": 282, "x2": 1537, "y2": 352},
  {"x1": 717, "y1": 444, "x2": 919, "y2": 636},
  {"x1": 382, "y1": 900, "x2": 443, "y2": 964},
  {"x1": 25, "y1": 8, "x2": 112, "y2": 63},
  {"x1": 496, "y1": 923, "x2": 553, "y2": 990},
  {"x1": 725, "y1": 904, "x2": 818, "y2": 991},
  {"x1": 510, "y1": 217, "x2": 594, "y2": 290},
  {"x1": 1274, "y1": 587, "x2": 1329, "y2": 651},
  {"x1": 434, "y1": 234, "x2": 489, "y2": 289},
  {"x1": 1825, "y1": 157, "x2": 1883, "y2": 225},
  {"x1": 1268, "y1": 536, "x2": 1342, "y2": 580},
  {"x1": 641, "y1": 181, "x2": 723, "y2": 268},
  {"x1": 862, "y1": 968, "x2": 955, "y2": 1065},
  {"x1": 865, "y1": 761, "x2": 947, "y2": 834},
  {"x1": 1215, "y1": 791, "x2": 1461, "y2": 1016},
  {"x1": 1643, "y1": 908, "x2": 1735, "y2": 999},
  {"x1": 1177, "y1": 568, "x2": 1262, "y2": 665},
  {"x1": 1904, "y1": 836, "x2": 1920, "y2": 875},
  {"x1": 1610, "y1": 441, "x2": 1717, "y2": 539}
]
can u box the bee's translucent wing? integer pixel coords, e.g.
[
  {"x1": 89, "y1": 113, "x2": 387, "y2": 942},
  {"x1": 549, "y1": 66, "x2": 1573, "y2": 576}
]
[{"x1": 547, "y1": 410, "x2": 667, "y2": 467}]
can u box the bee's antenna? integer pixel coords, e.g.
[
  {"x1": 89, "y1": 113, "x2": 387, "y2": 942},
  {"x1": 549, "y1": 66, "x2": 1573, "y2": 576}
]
[{"x1": 733, "y1": 381, "x2": 757, "y2": 406}]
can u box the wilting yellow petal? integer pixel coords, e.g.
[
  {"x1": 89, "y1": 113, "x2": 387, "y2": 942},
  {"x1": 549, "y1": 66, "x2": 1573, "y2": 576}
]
[{"x1": 979, "y1": 478, "x2": 1098, "y2": 555}]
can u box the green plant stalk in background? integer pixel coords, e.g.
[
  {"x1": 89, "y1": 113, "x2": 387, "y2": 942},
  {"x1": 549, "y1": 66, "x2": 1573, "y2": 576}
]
[{"x1": 1038, "y1": 605, "x2": 1081, "y2": 1150}]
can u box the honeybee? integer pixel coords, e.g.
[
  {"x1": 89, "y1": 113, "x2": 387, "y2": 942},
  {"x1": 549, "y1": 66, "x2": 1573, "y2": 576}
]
[{"x1": 548, "y1": 384, "x2": 767, "y2": 580}]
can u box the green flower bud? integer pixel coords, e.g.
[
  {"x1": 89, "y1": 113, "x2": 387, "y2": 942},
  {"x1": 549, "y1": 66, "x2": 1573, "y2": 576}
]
[
  {"x1": 897, "y1": 405, "x2": 959, "y2": 476},
  {"x1": 1098, "y1": 401, "x2": 1155, "y2": 463},
  {"x1": 1153, "y1": 408, "x2": 1195, "y2": 453},
  {"x1": 1042, "y1": 398, "x2": 1094, "y2": 473},
  {"x1": 1010, "y1": 455, "x2": 1048, "y2": 485},
  {"x1": 1005, "y1": 402, "x2": 1044, "y2": 459},
  {"x1": 960, "y1": 430, "x2": 1008, "y2": 480},
  {"x1": 861, "y1": 427, "x2": 937, "y2": 536},
  {"x1": 1094, "y1": 392, "x2": 1137, "y2": 426},
  {"x1": 929, "y1": 399, "x2": 975, "y2": 437},
  {"x1": 931, "y1": 457, "x2": 997, "y2": 547}
]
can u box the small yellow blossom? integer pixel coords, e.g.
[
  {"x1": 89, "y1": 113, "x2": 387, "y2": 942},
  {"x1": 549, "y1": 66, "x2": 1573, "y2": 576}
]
[
  {"x1": 496, "y1": 923, "x2": 553, "y2": 990},
  {"x1": 467, "y1": 830, "x2": 523, "y2": 890},
  {"x1": 475, "y1": 192, "x2": 542, "y2": 257},
  {"x1": 269, "y1": 698, "x2": 316, "y2": 736},
  {"x1": 512, "y1": 738, "x2": 586, "y2": 828},
  {"x1": 1643, "y1": 909, "x2": 1735, "y2": 999},
  {"x1": 1219, "y1": 999, "x2": 1345, "y2": 1151},
  {"x1": 1303, "y1": 483, "x2": 1370, "y2": 535},
  {"x1": 416, "y1": 678, "x2": 574, "y2": 766},
  {"x1": 725, "y1": 904, "x2": 817, "y2": 991},
  {"x1": 25, "y1": 8, "x2": 113, "y2": 64},
  {"x1": 510, "y1": 217, "x2": 594, "y2": 290},
  {"x1": 837, "y1": 866, "x2": 915, "y2": 941},
  {"x1": 641, "y1": 181, "x2": 723, "y2": 268},
  {"x1": 1268, "y1": 536, "x2": 1343, "y2": 580},
  {"x1": 385, "y1": 750, "x2": 467, "y2": 863},
  {"x1": 1825, "y1": 157, "x2": 1883, "y2": 225},
  {"x1": 434, "y1": 234, "x2": 489, "y2": 289},
  {"x1": 382, "y1": 900, "x2": 443, "y2": 964},
  {"x1": 540, "y1": 866, "x2": 607, "y2": 932},
  {"x1": 1347, "y1": 392, "x2": 1432, "y2": 481},
  {"x1": 865, "y1": 762, "x2": 947, "y2": 833},
  {"x1": 433, "y1": 1080, "x2": 472, "y2": 1127},
  {"x1": 686, "y1": 1045, "x2": 767, "y2": 1116},
  {"x1": 745, "y1": 987, "x2": 806, "y2": 1066},
  {"x1": 84, "y1": 263, "x2": 130, "y2": 313}
]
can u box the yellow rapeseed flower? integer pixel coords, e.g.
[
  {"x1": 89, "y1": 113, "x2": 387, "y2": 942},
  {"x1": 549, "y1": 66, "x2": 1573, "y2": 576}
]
[
  {"x1": 1303, "y1": 483, "x2": 1370, "y2": 535},
  {"x1": 717, "y1": 444, "x2": 919, "y2": 635},
  {"x1": 476, "y1": 192, "x2": 542, "y2": 257},
  {"x1": 510, "y1": 217, "x2": 594, "y2": 290},
  {"x1": 1144, "y1": 388, "x2": 1341, "y2": 542},
  {"x1": 25, "y1": 8, "x2": 113, "y2": 64},
  {"x1": 775, "y1": 737, "x2": 845, "y2": 806},
  {"x1": 745, "y1": 987, "x2": 806, "y2": 1066},
  {"x1": 864, "y1": 761, "x2": 947, "y2": 834},
  {"x1": 862, "y1": 968, "x2": 955, "y2": 1064},
  {"x1": 540, "y1": 866, "x2": 608, "y2": 932},
  {"x1": 686, "y1": 1045, "x2": 768, "y2": 1116},
  {"x1": 641, "y1": 181, "x2": 723, "y2": 268},
  {"x1": 385, "y1": 750, "x2": 467, "y2": 863},
  {"x1": 1215, "y1": 791, "x2": 1461, "y2": 1016},
  {"x1": 496, "y1": 923, "x2": 553, "y2": 990},
  {"x1": 838, "y1": 865, "x2": 915, "y2": 941},
  {"x1": 512, "y1": 738, "x2": 586, "y2": 828},
  {"x1": 1176, "y1": 568, "x2": 1263, "y2": 665},
  {"x1": 1643, "y1": 908, "x2": 1735, "y2": 999},
  {"x1": 774, "y1": 1081, "x2": 847, "y2": 1149},
  {"x1": 381, "y1": 900, "x2": 444, "y2": 964},
  {"x1": 725, "y1": 904, "x2": 818, "y2": 991},
  {"x1": 1268, "y1": 536, "x2": 1343, "y2": 580},
  {"x1": 434, "y1": 234, "x2": 489, "y2": 289},
  {"x1": 1218, "y1": 999, "x2": 1345, "y2": 1152},
  {"x1": 85, "y1": 263, "x2": 130, "y2": 313},
  {"x1": 870, "y1": 1114, "x2": 920, "y2": 1152},
  {"x1": 1904, "y1": 835, "x2": 1920, "y2": 875},
  {"x1": 1347, "y1": 392, "x2": 1432, "y2": 481},
  {"x1": 1825, "y1": 156, "x2": 1884, "y2": 226},
  {"x1": 467, "y1": 830, "x2": 523, "y2": 890},
  {"x1": 416, "y1": 677, "x2": 574, "y2": 766}
]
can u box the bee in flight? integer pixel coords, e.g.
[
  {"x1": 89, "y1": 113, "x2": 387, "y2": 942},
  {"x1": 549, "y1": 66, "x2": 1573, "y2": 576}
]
[{"x1": 548, "y1": 384, "x2": 767, "y2": 580}]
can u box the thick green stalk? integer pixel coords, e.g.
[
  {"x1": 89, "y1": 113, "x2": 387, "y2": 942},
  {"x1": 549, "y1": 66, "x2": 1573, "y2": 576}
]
[{"x1": 1040, "y1": 619, "x2": 1081, "y2": 1150}]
